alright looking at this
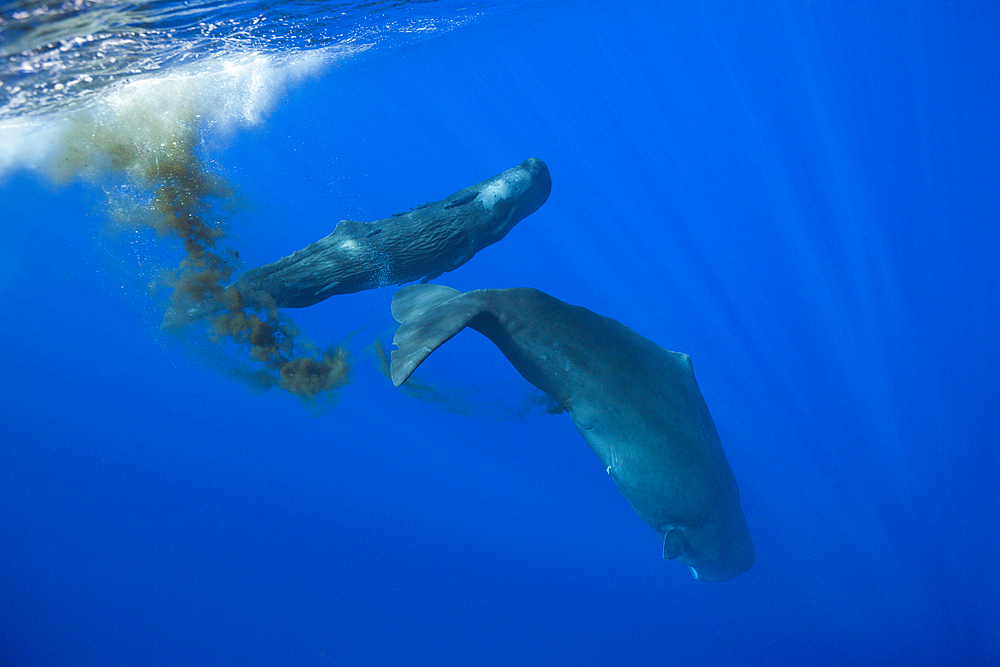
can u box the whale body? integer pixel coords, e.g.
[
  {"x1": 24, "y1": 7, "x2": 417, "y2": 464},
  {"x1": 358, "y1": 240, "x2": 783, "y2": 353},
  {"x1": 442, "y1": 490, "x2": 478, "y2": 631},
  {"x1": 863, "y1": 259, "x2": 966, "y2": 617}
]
[
  {"x1": 389, "y1": 284, "x2": 754, "y2": 582},
  {"x1": 163, "y1": 158, "x2": 551, "y2": 326}
]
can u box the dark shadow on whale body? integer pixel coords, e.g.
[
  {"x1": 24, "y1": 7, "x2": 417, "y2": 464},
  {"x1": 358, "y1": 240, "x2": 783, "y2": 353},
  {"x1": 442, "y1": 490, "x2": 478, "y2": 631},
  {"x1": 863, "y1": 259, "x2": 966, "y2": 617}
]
[{"x1": 389, "y1": 284, "x2": 755, "y2": 582}]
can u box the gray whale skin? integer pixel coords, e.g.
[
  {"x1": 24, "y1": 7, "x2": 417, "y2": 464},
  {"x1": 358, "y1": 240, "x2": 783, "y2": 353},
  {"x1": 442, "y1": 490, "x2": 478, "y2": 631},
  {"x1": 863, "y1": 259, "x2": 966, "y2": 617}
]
[
  {"x1": 163, "y1": 158, "x2": 550, "y2": 327},
  {"x1": 390, "y1": 284, "x2": 754, "y2": 582}
]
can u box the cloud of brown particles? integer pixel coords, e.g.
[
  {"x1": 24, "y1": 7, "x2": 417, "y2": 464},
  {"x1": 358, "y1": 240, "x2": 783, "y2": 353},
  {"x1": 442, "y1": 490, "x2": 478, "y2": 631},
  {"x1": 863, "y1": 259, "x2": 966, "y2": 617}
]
[
  {"x1": 147, "y1": 137, "x2": 350, "y2": 404},
  {"x1": 47, "y1": 68, "x2": 349, "y2": 406}
]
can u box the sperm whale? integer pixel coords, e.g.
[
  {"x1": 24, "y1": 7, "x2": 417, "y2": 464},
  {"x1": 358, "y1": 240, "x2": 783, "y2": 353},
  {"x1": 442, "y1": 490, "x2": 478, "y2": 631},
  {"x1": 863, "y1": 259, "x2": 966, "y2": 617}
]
[
  {"x1": 163, "y1": 158, "x2": 551, "y2": 326},
  {"x1": 389, "y1": 284, "x2": 755, "y2": 582}
]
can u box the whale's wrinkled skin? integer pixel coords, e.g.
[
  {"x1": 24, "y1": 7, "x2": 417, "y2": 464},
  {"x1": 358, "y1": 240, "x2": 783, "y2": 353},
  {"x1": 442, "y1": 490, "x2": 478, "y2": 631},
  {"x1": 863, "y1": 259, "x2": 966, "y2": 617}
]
[{"x1": 389, "y1": 284, "x2": 754, "y2": 582}]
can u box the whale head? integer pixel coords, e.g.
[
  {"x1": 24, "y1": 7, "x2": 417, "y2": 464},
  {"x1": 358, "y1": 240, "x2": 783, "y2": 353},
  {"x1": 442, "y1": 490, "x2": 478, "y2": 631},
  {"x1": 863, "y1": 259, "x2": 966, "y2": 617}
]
[{"x1": 474, "y1": 157, "x2": 551, "y2": 243}]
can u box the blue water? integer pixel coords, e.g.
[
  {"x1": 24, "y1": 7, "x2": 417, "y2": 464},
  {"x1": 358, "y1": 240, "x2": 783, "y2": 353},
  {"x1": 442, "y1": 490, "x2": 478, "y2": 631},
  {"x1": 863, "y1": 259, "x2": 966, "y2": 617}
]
[{"x1": 2, "y1": 1, "x2": 998, "y2": 664}]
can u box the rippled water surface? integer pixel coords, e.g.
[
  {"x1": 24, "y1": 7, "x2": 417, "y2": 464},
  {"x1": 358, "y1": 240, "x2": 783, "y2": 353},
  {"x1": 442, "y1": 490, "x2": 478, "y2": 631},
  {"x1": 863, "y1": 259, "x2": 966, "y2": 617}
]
[{"x1": 1, "y1": 0, "x2": 484, "y2": 118}]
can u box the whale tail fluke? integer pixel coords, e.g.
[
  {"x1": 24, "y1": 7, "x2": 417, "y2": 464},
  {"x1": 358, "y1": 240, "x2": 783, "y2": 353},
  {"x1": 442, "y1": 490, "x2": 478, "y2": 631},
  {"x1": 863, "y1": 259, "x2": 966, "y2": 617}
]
[{"x1": 390, "y1": 284, "x2": 478, "y2": 386}]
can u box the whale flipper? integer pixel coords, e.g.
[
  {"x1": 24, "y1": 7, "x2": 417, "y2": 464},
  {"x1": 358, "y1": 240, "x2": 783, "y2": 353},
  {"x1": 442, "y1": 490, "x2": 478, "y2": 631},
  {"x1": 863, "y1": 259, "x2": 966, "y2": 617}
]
[{"x1": 662, "y1": 527, "x2": 686, "y2": 560}]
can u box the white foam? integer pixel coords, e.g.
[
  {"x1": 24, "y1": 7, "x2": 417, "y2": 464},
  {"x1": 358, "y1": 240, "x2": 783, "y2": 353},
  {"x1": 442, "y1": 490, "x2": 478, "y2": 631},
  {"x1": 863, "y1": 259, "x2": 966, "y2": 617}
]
[{"x1": 0, "y1": 48, "x2": 337, "y2": 184}]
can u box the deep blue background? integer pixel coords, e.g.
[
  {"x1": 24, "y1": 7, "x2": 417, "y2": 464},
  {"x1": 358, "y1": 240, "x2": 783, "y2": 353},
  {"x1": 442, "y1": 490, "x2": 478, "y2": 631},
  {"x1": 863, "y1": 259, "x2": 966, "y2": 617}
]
[{"x1": 2, "y1": 1, "x2": 998, "y2": 665}]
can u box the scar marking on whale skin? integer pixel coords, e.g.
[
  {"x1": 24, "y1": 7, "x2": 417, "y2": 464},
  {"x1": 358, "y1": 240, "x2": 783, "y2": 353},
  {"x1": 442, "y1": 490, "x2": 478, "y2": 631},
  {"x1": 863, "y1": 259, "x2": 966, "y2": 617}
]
[{"x1": 477, "y1": 179, "x2": 515, "y2": 210}]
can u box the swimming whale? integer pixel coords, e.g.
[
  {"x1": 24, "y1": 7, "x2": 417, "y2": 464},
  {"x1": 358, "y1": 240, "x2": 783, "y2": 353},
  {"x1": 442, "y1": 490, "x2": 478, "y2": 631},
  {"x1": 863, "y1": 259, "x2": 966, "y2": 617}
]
[
  {"x1": 389, "y1": 284, "x2": 754, "y2": 582},
  {"x1": 162, "y1": 158, "x2": 551, "y2": 327}
]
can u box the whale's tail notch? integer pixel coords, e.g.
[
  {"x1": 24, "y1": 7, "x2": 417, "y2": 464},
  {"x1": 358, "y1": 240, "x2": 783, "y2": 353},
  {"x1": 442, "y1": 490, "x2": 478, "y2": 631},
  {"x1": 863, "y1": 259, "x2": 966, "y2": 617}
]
[{"x1": 389, "y1": 284, "x2": 478, "y2": 386}]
